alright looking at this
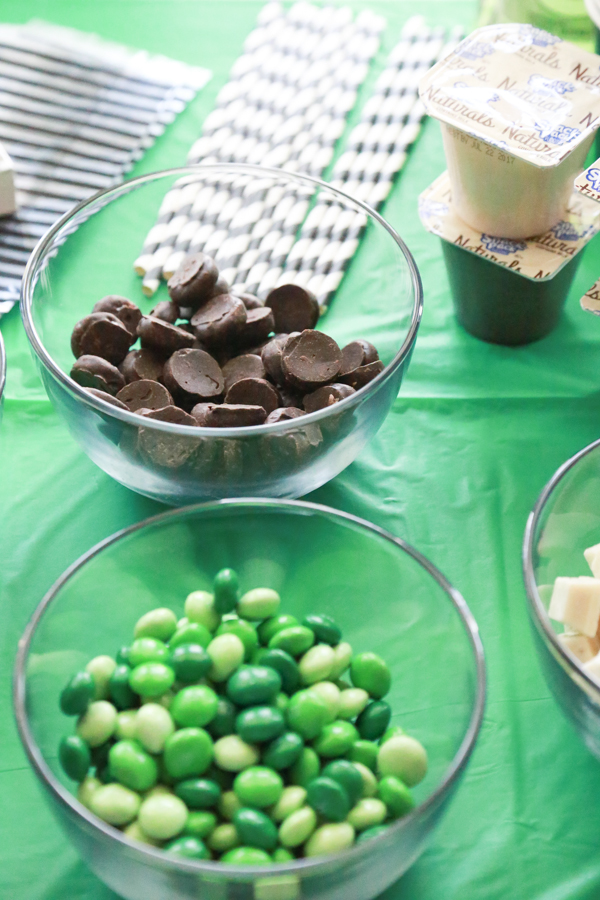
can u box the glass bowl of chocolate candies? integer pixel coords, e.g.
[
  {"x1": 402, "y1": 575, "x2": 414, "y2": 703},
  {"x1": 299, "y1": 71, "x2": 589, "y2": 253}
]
[
  {"x1": 21, "y1": 165, "x2": 422, "y2": 505},
  {"x1": 14, "y1": 499, "x2": 485, "y2": 900}
]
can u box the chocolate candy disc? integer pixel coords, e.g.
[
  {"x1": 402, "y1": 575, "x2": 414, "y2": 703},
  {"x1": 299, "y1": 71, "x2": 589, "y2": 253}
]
[
  {"x1": 92, "y1": 296, "x2": 142, "y2": 338},
  {"x1": 162, "y1": 349, "x2": 225, "y2": 404},
  {"x1": 225, "y1": 378, "x2": 280, "y2": 415},
  {"x1": 339, "y1": 360, "x2": 384, "y2": 390},
  {"x1": 211, "y1": 276, "x2": 230, "y2": 298},
  {"x1": 261, "y1": 334, "x2": 299, "y2": 385},
  {"x1": 138, "y1": 405, "x2": 197, "y2": 425},
  {"x1": 167, "y1": 252, "x2": 219, "y2": 311},
  {"x1": 303, "y1": 383, "x2": 356, "y2": 413},
  {"x1": 236, "y1": 307, "x2": 275, "y2": 349},
  {"x1": 119, "y1": 348, "x2": 165, "y2": 384},
  {"x1": 85, "y1": 388, "x2": 129, "y2": 409},
  {"x1": 339, "y1": 340, "x2": 379, "y2": 377},
  {"x1": 138, "y1": 406, "x2": 198, "y2": 469},
  {"x1": 204, "y1": 404, "x2": 267, "y2": 427},
  {"x1": 71, "y1": 313, "x2": 133, "y2": 365},
  {"x1": 190, "y1": 293, "x2": 247, "y2": 346},
  {"x1": 281, "y1": 330, "x2": 342, "y2": 391},
  {"x1": 190, "y1": 403, "x2": 219, "y2": 426},
  {"x1": 116, "y1": 380, "x2": 174, "y2": 412},
  {"x1": 239, "y1": 292, "x2": 264, "y2": 310},
  {"x1": 138, "y1": 316, "x2": 195, "y2": 356},
  {"x1": 222, "y1": 354, "x2": 266, "y2": 392},
  {"x1": 266, "y1": 407, "x2": 305, "y2": 423},
  {"x1": 149, "y1": 300, "x2": 180, "y2": 324},
  {"x1": 71, "y1": 355, "x2": 126, "y2": 395},
  {"x1": 266, "y1": 284, "x2": 319, "y2": 333}
]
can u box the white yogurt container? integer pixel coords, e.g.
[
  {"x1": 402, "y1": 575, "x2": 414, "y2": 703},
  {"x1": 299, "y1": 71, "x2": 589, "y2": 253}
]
[{"x1": 419, "y1": 24, "x2": 600, "y2": 239}]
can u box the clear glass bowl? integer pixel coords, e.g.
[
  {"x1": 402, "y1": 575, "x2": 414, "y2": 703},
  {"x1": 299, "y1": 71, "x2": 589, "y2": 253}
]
[
  {"x1": 20, "y1": 164, "x2": 422, "y2": 506},
  {"x1": 523, "y1": 439, "x2": 600, "y2": 758},
  {"x1": 14, "y1": 499, "x2": 485, "y2": 900},
  {"x1": 0, "y1": 328, "x2": 5, "y2": 422}
]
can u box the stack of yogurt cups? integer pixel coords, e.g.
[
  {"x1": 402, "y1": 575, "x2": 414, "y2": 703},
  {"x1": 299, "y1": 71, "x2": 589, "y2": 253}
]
[{"x1": 418, "y1": 22, "x2": 600, "y2": 345}]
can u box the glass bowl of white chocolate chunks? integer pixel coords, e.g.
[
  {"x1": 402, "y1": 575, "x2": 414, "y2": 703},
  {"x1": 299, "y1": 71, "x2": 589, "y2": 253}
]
[
  {"x1": 524, "y1": 438, "x2": 600, "y2": 759},
  {"x1": 21, "y1": 165, "x2": 422, "y2": 505}
]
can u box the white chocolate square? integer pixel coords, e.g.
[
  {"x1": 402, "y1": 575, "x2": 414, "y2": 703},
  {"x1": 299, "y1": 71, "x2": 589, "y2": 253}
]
[
  {"x1": 558, "y1": 631, "x2": 600, "y2": 664},
  {"x1": 583, "y1": 652, "x2": 600, "y2": 685},
  {"x1": 584, "y1": 542, "x2": 600, "y2": 578},
  {"x1": 548, "y1": 577, "x2": 600, "y2": 637}
]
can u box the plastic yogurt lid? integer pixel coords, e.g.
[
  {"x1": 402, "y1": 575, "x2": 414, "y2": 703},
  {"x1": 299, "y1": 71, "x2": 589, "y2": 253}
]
[
  {"x1": 419, "y1": 170, "x2": 600, "y2": 280},
  {"x1": 419, "y1": 23, "x2": 600, "y2": 168}
]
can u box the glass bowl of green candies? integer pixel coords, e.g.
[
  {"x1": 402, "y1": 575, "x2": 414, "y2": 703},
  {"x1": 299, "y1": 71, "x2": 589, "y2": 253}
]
[{"x1": 14, "y1": 499, "x2": 485, "y2": 900}]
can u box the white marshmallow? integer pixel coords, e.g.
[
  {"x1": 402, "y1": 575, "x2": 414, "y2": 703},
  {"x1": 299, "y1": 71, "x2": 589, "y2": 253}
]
[
  {"x1": 548, "y1": 577, "x2": 600, "y2": 638},
  {"x1": 584, "y1": 542, "x2": 600, "y2": 578},
  {"x1": 557, "y1": 631, "x2": 600, "y2": 664}
]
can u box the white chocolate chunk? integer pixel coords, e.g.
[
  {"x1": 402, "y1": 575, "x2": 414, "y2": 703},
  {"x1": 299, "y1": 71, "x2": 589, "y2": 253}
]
[
  {"x1": 548, "y1": 577, "x2": 600, "y2": 637},
  {"x1": 584, "y1": 542, "x2": 600, "y2": 578},
  {"x1": 557, "y1": 631, "x2": 600, "y2": 664},
  {"x1": 583, "y1": 652, "x2": 600, "y2": 684}
]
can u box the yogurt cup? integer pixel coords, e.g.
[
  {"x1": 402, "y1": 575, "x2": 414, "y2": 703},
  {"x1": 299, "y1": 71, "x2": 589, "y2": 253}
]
[{"x1": 419, "y1": 24, "x2": 600, "y2": 239}]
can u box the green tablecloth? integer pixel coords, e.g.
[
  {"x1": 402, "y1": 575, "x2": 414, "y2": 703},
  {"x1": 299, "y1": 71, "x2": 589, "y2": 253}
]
[{"x1": 3, "y1": 1, "x2": 600, "y2": 897}]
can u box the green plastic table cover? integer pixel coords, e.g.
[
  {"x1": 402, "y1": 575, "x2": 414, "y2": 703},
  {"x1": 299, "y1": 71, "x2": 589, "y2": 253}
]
[{"x1": 2, "y1": 1, "x2": 600, "y2": 898}]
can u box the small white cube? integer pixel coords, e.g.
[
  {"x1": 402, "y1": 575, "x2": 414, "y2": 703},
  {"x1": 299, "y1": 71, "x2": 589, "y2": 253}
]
[
  {"x1": 557, "y1": 631, "x2": 600, "y2": 664},
  {"x1": 584, "y1": 542, "x2": 600, "y2": 578},
  {"x1": 583, "y1": 651, "x2": 600, "y2": 685},
  {"x1": 548, "y1": 576, "x2": 600, "y2": 637},
  {"x1": 0, "y1": 143, "x2": 15, "y2": 217}
]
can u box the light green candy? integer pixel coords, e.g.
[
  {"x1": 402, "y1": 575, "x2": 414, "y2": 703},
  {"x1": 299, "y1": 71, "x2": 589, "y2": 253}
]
[
  {"x1": 270, "y1": 786, "x2": 307, "y2": 822},
  {"x1": 329, "y1": 642, "x2": 353, "y2": 679},
  {"x1": 123, "y1": 820, "x2": 162, "y2": 846},
  {"x1": 90, "y1": 783, "x2": 141, "y2": 826},
  {"x1": 213, "y1": 735, "x2": 260, "y2": 772},
  {"x1": 208, "y1": 823, "x2": 240, "y2": 852},
  {"x1": 346, "y1": 798, "x2": 387, "y2": 831},
  {"x1": 219, "y1": 790, "x2": 243, "y2": 820},
  {"x1": 299, "y1": 645, "x2": 336, "y2": 685},
  {"x1": 134, "y1": 607, "x2": 178, "y2": 642},
  {"x1": 377, "y1": 735, "x2": 427, "y2": 786},
  {"x1": 76, "y1": 700, "x2": 117, "y2": 747},
  {"x1": 185, "y1": 591, "x2": 220, "y2": 632},
  {"x1": 207, "y1": 633, "x2": 245, "y2": 682},
  {"x1": 279, "y1": 806, "x2": 317, "y2": 848},
  {"x1": 138, "y1": 793, "x2": 188, "y2": 840},
  {"x1": 116, "y1": 710, "x2": 138, "y2": 741},
  {"x1": 309, "y1": 682, "x2": 340, "y2": 723},
  {"x1": 338, "y1": 688, "x2": 369, "y2": 720},
  {"x1": 353, "y1": 762, "x2": 378, "y2": 797},
  {"x1": 304, "y1": 822, "x2": 355, "y2": 857},
  {"x1": 136, "y1": 703, "x2": 175, "y2": 754},
  {"x1": 77, "y1": 775, "x2": 101, "y2": 809},
  {"x1": 85, "y1": 656, "x2": 117, "y2": 700},
  {"x1": 237, "y1": 588, "x2": 281, "y2": 620}
]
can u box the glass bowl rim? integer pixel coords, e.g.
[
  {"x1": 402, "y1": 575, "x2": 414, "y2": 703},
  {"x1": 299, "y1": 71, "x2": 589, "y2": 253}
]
[
  {"x1": 20, "y1": 163, "x2": 424, "y2": 437},
  {"x1": 14, "y1": 497, "x2": 486, "y2": 878},
  {"x1": 0, "y1": 329, "x2": 5, "y2": 402},
  {"x1": 523, "y1": 437, "x2": 600, "y2": 700}
]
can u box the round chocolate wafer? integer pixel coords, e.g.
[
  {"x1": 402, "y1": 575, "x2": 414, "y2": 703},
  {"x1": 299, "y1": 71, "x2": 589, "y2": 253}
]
[
  {"x1": 149, "y1": 300, "x2": 180, "y2": 324},
  {"x1": 190, "y1": 293, "x2": 247, "y2": 346},
  {"x1": 339, "y1": 360, "x2": 384, "y2": 390},
  {"x1": 119, "y1": 348, "x2": 164, "y2": 384},
  {"x1": 339, "y1": 340, "x2": 379, "y2": 376},
  {"x1": 71, "y1": 354, "x2": 125, "y2": 395},
  {"x1": 162, "y1": 348, "x2": 224, "y2": 404},
  {"x1": 225, "y1": 377, "x2": 279, "y2": 414},
  {"x1": 266, "y1": 407, "x2": 305, "y2": 423},
  {"x1": 92, "y1": 296, "x2": 142, "y2": 338},
  {"x1": 303, "y1": 383, "x2": 355, "y2": 413},
  {"x1": 222, "y1": 354, "x2": 266, "y2": 392},
  {"x1": 138, "y1": 315, "x2": 195, "y2": 356},
  {"x1": 116, "y1": 380, "x2": 173, "y2": 412},
  {"x1": 85, "y1": 388, "x2": 129, "y2": 410},
  {"x1": 236, "y1": 307, "x2": 275, "y2": 348},
  {"x1": 71, "y1": 313, "x2": 133, "y2": 365},
  {"x1": 281, "y1": 330, "x2": 342, "y2": 391},
  {"x1": 167, "y1": 252, "x2": 219, "y2": 311},
  {"x1": 266, "y1": 284, "x2": 319, "y2": 333},
  {"x1": 204, "y1": 404, "x2": 267, "y2": 427}
]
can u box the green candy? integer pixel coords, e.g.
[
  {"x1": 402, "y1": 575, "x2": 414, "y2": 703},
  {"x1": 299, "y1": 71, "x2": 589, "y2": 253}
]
[
  {"x1": 170, "y1": 643, "x2": 212, "y2": 683},
  {"x1": 268, "y1": 626, "x2": 314, "y2": 657},
  {"x1": 306, "y1": 776, "x2": 350, "y2": 822},
  {"x1": 86, "y1": 656, "x2": 117, "y2": 700},
  {"x1": 237, "y1": 588, "x2": 281, "y2": 621},
  {"x1": 236, "y1": 706, "x2": 286, "y2": 743},
  {"x1": 139, "y1": 793, "x2": 188, "y2": 840},
  {"x1": 305, "y1": 822, "x2": 355, "y2": 857},
  {"x1": 116, "y1": 647, "x2": 130, "y2": 666},
  {"x1": 257, "y1": 615, "x2": 299, "y2": 646},
  {"x1": 257, "y1": 649, "x2": 300, "y2": 694},
  {"x1": 217, "y1": 618, "x2": 259, "y2": 661},
  {"x1": 286, "y1": 689, "x2": 328, "y2": 740},
  {"x1": 164, "y1": 836, "x2": 211, "y2": 859},
  {"x1": 234, "y1": 767, "x2": 283, "y2": 808},
  {"x1": 108, "y1": 739, "x2": 157, "y2": 792},
  {"x1": 164, "y1": 727, "x2": 214, "y2": 779},
  {"x1": 380, "y1": 726, "x2": 405, "y2": 745},
  {"x1": 226, "y1": 666, "x2": 281, "y2": 707},
  {"x1": 59, "y1": 735, "x2": 91, "y2": 781},
  {"x1": 184, "y1": 810, "x2": 217, "y2": 839},
  {"x1": 321, "y1": 760, "x2": 363, "y2": 806},
  {"x1": 213, "y1": 568, "x2": 239, "y2": 615},
  {"x1": 207, "y1": 697, "x2": 238, "y2": 739},
  {"x1": 213, "y1": 735, "x2": 259, "y2": 772},
  {"x1": 356, "y1": 701, "x2": 391, "y2": 740},
  {"x1": 134, "y1": 608, "x2": 178, "y2": 643},
  {"x1": 356, "y1": 825, "x2": 388, "y2": 844},
  {"x1": 271, "y1": 785, "x2": 307, "y2": 822},
  {"x1": 299, "y1": 644, "x2": 336, "y2": 685},
  {"x1": 185, "y1": 590, "x2": 220, "y2": 632},
  {"x1": 219, "y1": 789, "x2": 242, "y2": 820},
  {"x1": 129, "y1": 662, "x2": 175, "y2": 698},
  {"x1": 289, "y1": 747, "x2": 320, "y2": 787},
  {"x1": 378, "y1": 775, "x2": 414, "y2": 818},
  {"x1": 279, "y1": 806, "x2": 317, "y2": 848},
  {"x1": 233, "y1": 808, "x2": 278, "y2": 851},
  {"x1": 302, "y1": 615, "x2": 341, "y2": 646},
  {"x1": 60, "y1": 671, "x2": 95, "y2": 716},
  {"x1": 129, "y1": 637, "x2": 170, "y2": 667},
  {"x1": 347, "y1": 740, "x2": 378, "y2": 771},
  {"x1": 221, "y1": 847, "x2": 271, "y2": 865},
  {"x1": 169, "y1": 622, "x2": 212, "y2": 650},
  {"x1": 207, "y1": 634, "x2": 245, "y2": 682},
  {"x1": 89, "y1": 783, "x2": 140, "y2": 826},
  {"x1": 170, "y1": 685, "x2": 219, "y2": 728},
  {"x1": 108, "y1": 665, "x2": 136, "y2": 710},
  {"x1": 135, "y1": 703, "x2": 174, "y2": 754},
  {"x1": 347, "y1": 798, "x2": 386, "y2": 831},
  {"x1": 175, "y1": 778, "x2": 221, "y2": 809},
  {"x1": 262, "y1": 732, "x2": 304, "y2": 770},
  {"x1": 313, "y1": 720, "x2": 359, "y2": 758},
  {"x1": 272, "y1": 847, "x2": 295, "y2": 862},
  {"x1": 208, "y1": 823, "x2": 240, "y2": 852},
  {"x1": 377, "y1": 735, "x2": 427, "y2": 786},
  {"x1": 76, "y1": 700, "x2": 117, "y2": 748},
  {"x1": 350, "y1": 652, "x2": 391, "y2": 699}
]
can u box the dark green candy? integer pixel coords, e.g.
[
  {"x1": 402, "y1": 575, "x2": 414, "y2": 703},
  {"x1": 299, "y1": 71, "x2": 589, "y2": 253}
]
[
  {"x1": 217, "y1": 618, "x2": 259, "y2": 661},
  {"x1": 175, "y1": 778, "x2": 221, "y2": 809},
  {"x1": 226, "y1": 666, "x2": 281, "y2": 707},
  {"x1": 169, "y1": 622, "x2": 211, "y2": 650},
  {"x1": 59, "y1": 735, "x2": 91, "y2": 781},
  {"x1": 164, "y1": 836, "x2": 211, "y2": 859},
  {"x1": 347, "y1": 740, "x2": 378, "y2": 771},
  {"x1": 262, "y1": 732, "x2": 304, "y2": 771},
  {"x1": 302, "y1": 614, "x2": 341, "y2": 646},
  {"x1": 257, "y1": 615, "x2": 299, "y2": 646},
  {"x1": 170, "y1": 643, "x2": 212, "y2": 683},
  {"x1": 306, "y1": 776, "x2": 350, "y2": 822},
  {"x1": 59, "y1": 671, "x2": 95, "y2": 716},
  {"x1": 109, "y1": 665, "x2": 136, "y2": 710},
  {"x1": 207, "y1": 697, "x2": 238, "y2": 739},
  {"x1": 257, "y1": 649, "x2": 300, "y2": 694},
  {"x1": 116, "y1": 646, "x2": 130, "y2": 665},
  {"x1": 236, "y1": 706, "x2": 285, "y2": 743},
  {"x1": 356, "y1": 701, "x2": 392, "y2": 740},
  {"x1": 268, "y1": 626, "x2": 314, "y2": 657},
  {"x1": 233, "y1": 808, "x2": 278, "y2": 851},
  {"x1": 321, "y1": 760, "x2": 363, "y2": 806},
  {"x1": 213, "y1": 568, "x2": 239, "y2": 615},
  {"x1": 356, "y1": 825, "x2": 388, "y2": 844}
]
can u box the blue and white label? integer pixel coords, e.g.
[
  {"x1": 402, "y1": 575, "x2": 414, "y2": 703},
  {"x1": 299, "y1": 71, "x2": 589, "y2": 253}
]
[
  {"x1": 519, "y1": 25, "x2": 562, "y2": 47},
  {"x1": 585, "y1": 168, "x2": 600, "y2": 193},
  {"x1": 533, "y1": 121, "x2": 581, "y2": 145},
  {"x1": 481, "y1": 234, "x2": 527, "y2": 255},
  {"x1": 527, "y1": 74, "x2": 575, "y2": 96}
]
